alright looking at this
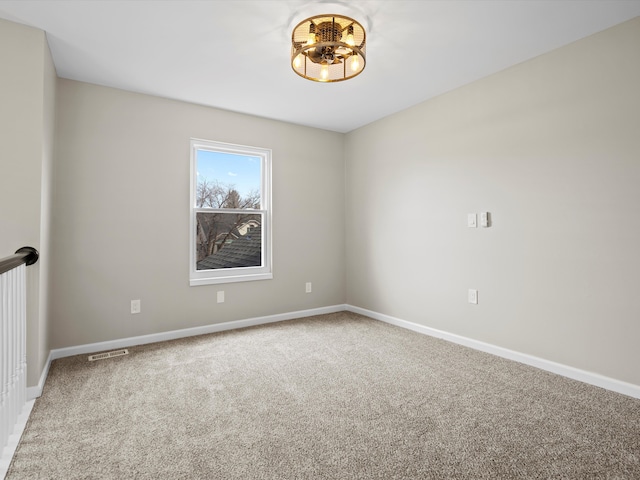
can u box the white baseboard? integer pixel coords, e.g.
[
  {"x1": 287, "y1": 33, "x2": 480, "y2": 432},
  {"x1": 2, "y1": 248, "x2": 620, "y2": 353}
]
[
  {"x1": 346, "y1": 305, "x2": 640, "y2": 400},
  {"x1": 27, "y1": 303, "x2": 640, "y2": 401},
  {"x1": 27, "y1": 304, "x2": 347, "y2": 399},
  {"x1": 27, "y1": 351, "x2": 53, "y2": 401}
]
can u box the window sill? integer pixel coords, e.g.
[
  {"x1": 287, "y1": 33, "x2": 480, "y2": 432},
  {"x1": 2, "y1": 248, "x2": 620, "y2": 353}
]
[{"x1": 190, "y1": 272, "x2": 273, "y2": 287}]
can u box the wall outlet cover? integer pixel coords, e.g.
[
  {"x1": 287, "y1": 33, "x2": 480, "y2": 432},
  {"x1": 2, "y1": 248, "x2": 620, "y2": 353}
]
[
  {"x1": 468, "y1": 289, "x2": 478, "y2": 304},
  {"x1": 131, "y1": 299, "x2": 141, "y2": 314}
]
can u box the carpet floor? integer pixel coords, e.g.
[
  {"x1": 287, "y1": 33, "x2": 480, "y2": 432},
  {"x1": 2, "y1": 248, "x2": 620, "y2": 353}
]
[{"x1": 6, "y1": 311, "x2": 640, "y2": 479}]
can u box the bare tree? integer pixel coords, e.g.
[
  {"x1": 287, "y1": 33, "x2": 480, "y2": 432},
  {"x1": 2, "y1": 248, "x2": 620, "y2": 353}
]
[{"x1": 196, "y1": 179, "x2": 226, "y2": 208}]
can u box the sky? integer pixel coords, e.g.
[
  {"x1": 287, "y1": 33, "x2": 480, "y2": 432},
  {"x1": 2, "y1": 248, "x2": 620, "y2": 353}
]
[{"x1": 196, "y1": 149, "x2": 261, "y2": 199}]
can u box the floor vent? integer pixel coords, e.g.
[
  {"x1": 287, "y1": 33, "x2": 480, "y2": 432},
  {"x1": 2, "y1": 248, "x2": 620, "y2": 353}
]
[{"x1": 88, "y1": 349, "x2": 129, "y2": 362}]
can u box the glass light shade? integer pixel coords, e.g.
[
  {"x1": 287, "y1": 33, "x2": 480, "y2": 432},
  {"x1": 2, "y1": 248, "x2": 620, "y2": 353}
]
[
  {"x1": 291, "y1": 14, "x2": 366, "y2": 82},
  {"x1": 320, "y1": 64, "x2": 329, "y2": 80},
  {"x1": 307, "y1": 24, "x2": 316, "y2": 45},
  {"x1": 350, "y1": 54, "x2": 360, "y2": 72}
]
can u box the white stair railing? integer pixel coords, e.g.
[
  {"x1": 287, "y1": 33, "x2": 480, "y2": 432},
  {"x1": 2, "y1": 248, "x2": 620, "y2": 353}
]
[{"x1": 0, "y1": 247, "x2": 38, "y2": 453}]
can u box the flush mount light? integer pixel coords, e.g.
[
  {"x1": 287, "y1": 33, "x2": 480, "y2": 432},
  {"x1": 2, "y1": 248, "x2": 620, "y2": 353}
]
[{"x1": 291, "y1": 14, "x2": 366, "y2": 82}]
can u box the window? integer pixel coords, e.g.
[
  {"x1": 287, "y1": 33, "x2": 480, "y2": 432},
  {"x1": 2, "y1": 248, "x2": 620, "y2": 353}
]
[{"x1": 190, "y1": 139, "x2": 272, "y2": 286}]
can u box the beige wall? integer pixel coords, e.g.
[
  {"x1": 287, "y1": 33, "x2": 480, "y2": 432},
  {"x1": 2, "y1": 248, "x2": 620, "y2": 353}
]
[
  {"x1": 345, "y1": 18, "x2": 640, "y2": 385},
  {"x1": 0, "y1": 18, "x2": 55, "y2": 386},
  {"x1": 50, "y1": 80, "x2": 345, "y2": 349}
]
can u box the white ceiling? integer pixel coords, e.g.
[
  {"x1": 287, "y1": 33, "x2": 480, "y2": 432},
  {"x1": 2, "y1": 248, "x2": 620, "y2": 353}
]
[{"x1": 1, "y1": 1, "x2": 639, "y2": 133}]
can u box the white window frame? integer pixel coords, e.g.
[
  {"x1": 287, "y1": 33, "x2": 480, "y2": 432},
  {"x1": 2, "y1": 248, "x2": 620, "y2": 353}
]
[{"x1": 189, "y1": 138, "x2": 272, "y2": 286}]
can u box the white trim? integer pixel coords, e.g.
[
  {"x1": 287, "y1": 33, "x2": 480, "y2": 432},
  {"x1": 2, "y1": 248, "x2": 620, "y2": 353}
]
[
  {"x1": 51, "y1": 305, "x2": 346, "y2": 361},
  {"x1": 190, "y1": 272, "x2": 272, "y2": 286},
  {"x1": 26, "y1": 304, "x2": 346, "y2": 399},
  {"x1": 189, "y1": 138, "x2": 272, "y2": 286},
  {"x1": 346, "y1": 305, "x2": 640, "y2": 400},
  {"x1": 26, "y1": 350, "x2": 53, "y2": 400},
  {"x1": 27, "y1": 303, "x2": 640, "y2": 402}
]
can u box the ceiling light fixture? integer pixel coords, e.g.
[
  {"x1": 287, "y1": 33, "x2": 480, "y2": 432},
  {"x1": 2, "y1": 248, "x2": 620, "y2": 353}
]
[{"x1": 291, "y1": 14, "x2": 366, "y2": 82}]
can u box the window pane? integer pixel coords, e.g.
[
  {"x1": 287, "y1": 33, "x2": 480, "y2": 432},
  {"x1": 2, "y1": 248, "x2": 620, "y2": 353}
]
[
  {"x1": 190, "y1": 138, "x2": 271, "y2": 286},
  {"x1": 196, "y1": 212, "x2": 262, "y2": 270},
  {"x1": 196, "y1": 150, "x2": 261, "y2": 208}
]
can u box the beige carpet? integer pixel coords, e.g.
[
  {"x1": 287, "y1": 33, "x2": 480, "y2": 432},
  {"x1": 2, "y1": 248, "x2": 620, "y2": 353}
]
[{"x1": 7, "y1": 312, "x2": 640, "y2": 479}]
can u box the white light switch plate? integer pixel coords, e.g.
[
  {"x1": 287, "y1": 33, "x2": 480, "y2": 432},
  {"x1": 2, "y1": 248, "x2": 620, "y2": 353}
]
[
  {"x1": 480, "y1": 212, "x2": 489, "y2": 227},
  {"x1": 467, "y1": 213, "x2": 477, "y2": 228}
]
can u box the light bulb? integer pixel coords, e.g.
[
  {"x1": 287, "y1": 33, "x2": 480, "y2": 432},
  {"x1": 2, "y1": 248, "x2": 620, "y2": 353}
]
[
  {"x1": 346, "y1": 26, "x2": 355, "y2": 47},
  {"x1": 293, "y1": 54, "x2": 302, "y2": 70},
  {"x1": 321, "y1": 64, "x2": 329, "y2": 80},
  {"x1": 350, "y1": 54, "x2": 360, "y2": 72},
  {"x1": 307, "y1": 24, "x2": 316, "y2": 45}
]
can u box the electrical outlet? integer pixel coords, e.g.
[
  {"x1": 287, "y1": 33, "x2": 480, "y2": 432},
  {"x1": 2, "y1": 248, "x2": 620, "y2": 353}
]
[
  {"x1": 217, "y1": 291, "x2": 225, "y2": 303},
  {"x1": 305, "y1": 282, "x2": 312, "y2": 293},
  {"x1": 480, "y1": 212, "x2": 489, "y2": 227},
  {"x1": 131, "y1": 299, "x2": 141, "y2": 314},
  {"x1": 468, "y1": 289, "x2": 478, "y2": 304}
]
